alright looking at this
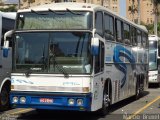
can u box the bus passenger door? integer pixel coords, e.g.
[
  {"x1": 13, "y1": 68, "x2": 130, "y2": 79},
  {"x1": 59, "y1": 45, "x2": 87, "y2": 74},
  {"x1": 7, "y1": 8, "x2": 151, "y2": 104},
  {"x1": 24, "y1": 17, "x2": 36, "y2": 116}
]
[
  {"x1": 0, "y1": 45, "x2": 3, "y2": 82},
  {"x1": 92, "y1": 41, "x2": 105, "y2": 111}
]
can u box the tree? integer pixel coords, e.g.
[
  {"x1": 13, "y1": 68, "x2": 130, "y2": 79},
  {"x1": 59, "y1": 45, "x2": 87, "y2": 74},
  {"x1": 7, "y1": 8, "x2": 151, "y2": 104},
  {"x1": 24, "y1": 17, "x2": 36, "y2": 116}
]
[
  {"x1": 0, "y1": 5, "x2": 17, "y2": 12},
  {"x1": 145, "y1": 24, "x2": 154, "y2": 35},
  {"x1": 152, "y1": 0, "x2": 160, "y2": 35},
  {"x1": 128, "y1": 0, "x2": 138, "y2": 22}
]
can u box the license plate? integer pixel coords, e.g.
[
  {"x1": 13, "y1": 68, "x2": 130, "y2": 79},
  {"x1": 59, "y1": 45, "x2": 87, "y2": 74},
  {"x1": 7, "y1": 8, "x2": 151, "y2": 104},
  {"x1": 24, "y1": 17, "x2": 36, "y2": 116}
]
[{"x1": 40, "y1": 98, "x2": 53, "y2": 103}]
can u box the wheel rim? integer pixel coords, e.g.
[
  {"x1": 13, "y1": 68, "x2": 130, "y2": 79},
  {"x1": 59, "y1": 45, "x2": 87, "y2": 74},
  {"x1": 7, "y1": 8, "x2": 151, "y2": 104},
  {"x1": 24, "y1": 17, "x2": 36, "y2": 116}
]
[
  {"x1": 1, "y1": 88, "x2": 8, "y2": 106},
  {"x1": 103, "y1": 93, "x2": 109, "y2": 108},
  {"x1": 137, "y1": 88, "x2": 140, "y2": 95}
]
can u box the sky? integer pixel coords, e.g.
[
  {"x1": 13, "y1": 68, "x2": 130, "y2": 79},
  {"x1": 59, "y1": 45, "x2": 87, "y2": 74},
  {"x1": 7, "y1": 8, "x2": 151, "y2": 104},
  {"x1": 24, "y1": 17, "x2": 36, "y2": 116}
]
[
  {"x1": 2, "y1": 0, "x2": 18, "y2": 4},
  {"x1": 119, "y1": 0, "x2": 126, "y2": 17}
]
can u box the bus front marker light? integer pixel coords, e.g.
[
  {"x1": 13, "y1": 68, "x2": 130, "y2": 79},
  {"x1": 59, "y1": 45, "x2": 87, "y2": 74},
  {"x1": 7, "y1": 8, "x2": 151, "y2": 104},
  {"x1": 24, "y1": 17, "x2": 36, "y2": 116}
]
[
  {"x1": 68, "y1": 98, "x2": 75, "y2": 105},
  {"x1": 20, "y1": 97, "x2": 26, "y2": 103},
  {"x1": 77, "y1": 99, "x2": 83, "y2": 106},
  {"x1": 82, "y1": 87, "x2": 89, "y2": 93},
  {"x1": 13, "y1": 97, "x2": 18, "y2": 103}
]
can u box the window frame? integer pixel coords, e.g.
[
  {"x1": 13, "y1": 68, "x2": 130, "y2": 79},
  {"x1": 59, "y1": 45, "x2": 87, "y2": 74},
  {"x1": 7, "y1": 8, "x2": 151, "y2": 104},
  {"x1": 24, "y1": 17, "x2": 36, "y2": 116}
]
[
  {"x1": 104, "y1": 13, "x2": 114, "y2": 41},
  {"x1": 123, "y1": 22, "x2": 131, "y2": 45},
  {"x1": 95, "y1": 11, "x2": 103, "y2": 37},
  {"x1": 115, "y1": 18, "x2": 123, "y2": 43}
]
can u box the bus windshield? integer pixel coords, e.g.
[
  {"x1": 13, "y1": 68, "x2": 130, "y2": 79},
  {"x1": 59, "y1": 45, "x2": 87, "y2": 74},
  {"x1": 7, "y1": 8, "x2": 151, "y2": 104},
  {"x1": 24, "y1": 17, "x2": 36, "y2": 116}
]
[
  {"x1": 149, "y1": 41, "x2": 157, "y2": 70},
  {"x1": 14, "y1": 32, "x2": 92, "y2": 74},
  {"x1": 17, "y1": 11, "x2": 92, "y2": 30}
]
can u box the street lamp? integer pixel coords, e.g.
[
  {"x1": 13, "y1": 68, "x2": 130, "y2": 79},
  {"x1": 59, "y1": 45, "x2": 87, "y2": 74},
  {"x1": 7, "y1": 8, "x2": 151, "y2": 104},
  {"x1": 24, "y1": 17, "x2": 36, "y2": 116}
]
[{"x1": 18, "y1": 0, "x2": 20, "y2": 9}]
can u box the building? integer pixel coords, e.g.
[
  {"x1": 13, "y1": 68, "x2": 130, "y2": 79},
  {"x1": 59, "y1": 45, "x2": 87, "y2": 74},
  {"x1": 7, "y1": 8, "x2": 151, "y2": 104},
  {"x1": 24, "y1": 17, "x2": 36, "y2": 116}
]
[
  {"x1": 0, "y1": 0, "x2": 18, "y2": 8},
  {"x1": 126, "y1": 0, "x2": 154, "y2": 24},
  {"x1": 20, "y1": 0, "x2": 120, "y2": 14},
  {"x1": 20, "y1": 0, "x2": 54, "y2": 8},
  {"x1": 16, "y1": 0, "x2": 160, "y2": 25},
  {"x1": 102, "y1": 0, "x2": 120, "y2": 14}
]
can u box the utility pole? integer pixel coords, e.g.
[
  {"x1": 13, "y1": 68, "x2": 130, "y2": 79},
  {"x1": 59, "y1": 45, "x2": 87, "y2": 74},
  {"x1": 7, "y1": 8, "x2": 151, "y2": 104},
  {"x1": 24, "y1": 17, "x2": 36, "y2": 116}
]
[
  {"x1": 154, "y1": 3, "x2": 158, "y2": 36},
  {"x1": 18, "y1": 0, "x2": 20, "y2": 9},
  {"x1": 137, "y1": 0, "x2": 140, "y2": 24},
  {"x1": 101, "y1": 0, "x2": 103, "y2": 6},
  {"x1": 131, "y1": 0, "x2": 135, "y2": 22},
  {"x1": 154, "y1": 13, "x2": 158, "y2": 36}
]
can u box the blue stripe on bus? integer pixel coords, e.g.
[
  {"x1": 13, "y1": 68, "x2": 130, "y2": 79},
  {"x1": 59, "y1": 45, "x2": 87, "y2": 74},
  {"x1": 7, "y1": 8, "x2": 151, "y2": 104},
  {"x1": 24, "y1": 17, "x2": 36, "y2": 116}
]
[
  {"x1": 113, "y1": 45, "x2": 135, "y2": 88},
  {"x1": 10, "y1": 92, "x2": 92, "y2": 111}
]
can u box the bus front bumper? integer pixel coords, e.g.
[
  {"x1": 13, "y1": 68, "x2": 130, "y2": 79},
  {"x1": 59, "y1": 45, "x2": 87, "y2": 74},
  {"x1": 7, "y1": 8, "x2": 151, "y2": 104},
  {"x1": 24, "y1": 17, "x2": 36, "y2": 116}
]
[{"x1": 10, "y1": 91, "x2": 92, "y2": 111}]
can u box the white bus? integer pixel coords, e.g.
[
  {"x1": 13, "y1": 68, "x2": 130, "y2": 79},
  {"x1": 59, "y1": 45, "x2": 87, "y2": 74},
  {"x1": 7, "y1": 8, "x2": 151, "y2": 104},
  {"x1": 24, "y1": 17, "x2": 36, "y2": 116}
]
[
  {"x1": 0, "y1": 12, "x2": 16, "y2": 111},
  {"x1": 148, "y1": 35, "x2": 160, "y2": 85},
  {"x1": 3, "y1": 3, "x2": 148, "y2": 115}
]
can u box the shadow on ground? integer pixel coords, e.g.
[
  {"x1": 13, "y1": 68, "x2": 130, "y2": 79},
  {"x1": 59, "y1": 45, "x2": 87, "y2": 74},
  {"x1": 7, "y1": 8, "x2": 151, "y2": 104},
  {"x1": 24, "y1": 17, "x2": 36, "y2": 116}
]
[{"x1": 16, "y1": 91, "x2": 149, "y2": 120}]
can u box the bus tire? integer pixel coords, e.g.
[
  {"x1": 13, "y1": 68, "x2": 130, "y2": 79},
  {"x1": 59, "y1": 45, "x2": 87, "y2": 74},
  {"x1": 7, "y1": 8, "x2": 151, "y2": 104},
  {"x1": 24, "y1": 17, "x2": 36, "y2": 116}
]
[
  {"x1": 135, "y1": 75, "x2": 140, "y2": 100},
  {"x1": 0, "y1": 84, "x2": 10, "y2": 111},
  {"x1": 36, "y1": 109, "x2": 52, "y2": 114},
  {"x1": 98, "y1": 81, "x2": 111, "y2": 116}
]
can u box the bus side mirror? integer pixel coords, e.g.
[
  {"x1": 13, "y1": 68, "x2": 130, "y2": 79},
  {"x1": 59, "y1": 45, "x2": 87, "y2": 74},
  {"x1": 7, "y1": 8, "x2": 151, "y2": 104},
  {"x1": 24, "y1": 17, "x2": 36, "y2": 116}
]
[
  {"x1": 2, "y1": 30, "x2": 14, "y2": 58},
  {"x1": 91, "y1": 37, "x2": 99, "y2": 56},
  {"x1": 3, "y1": 41, "x2": 9, "y2": 58}
]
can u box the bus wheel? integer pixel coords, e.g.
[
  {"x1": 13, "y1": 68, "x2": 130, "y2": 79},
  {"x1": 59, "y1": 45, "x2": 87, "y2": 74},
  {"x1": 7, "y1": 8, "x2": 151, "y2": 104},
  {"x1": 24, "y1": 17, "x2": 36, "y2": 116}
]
[
  {"x1": 0, "y1": 86, "x2": 10, "y2": 111},
  {"x1": 98, "y1": 87, "x2": 110, "y2": 116},
  {"x1": 135, "y1": 76, "x2": 140, "y2": 100}
]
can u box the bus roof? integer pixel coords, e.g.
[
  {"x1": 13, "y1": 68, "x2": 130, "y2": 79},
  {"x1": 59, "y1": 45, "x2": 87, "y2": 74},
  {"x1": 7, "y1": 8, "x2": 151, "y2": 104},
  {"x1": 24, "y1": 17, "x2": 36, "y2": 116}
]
[
  {"x1": 0, "y1": 11, "x2": 16, "y2": 20},
  {"x1": 18, "y1": 2, "x2": 147, "y2": 32}
]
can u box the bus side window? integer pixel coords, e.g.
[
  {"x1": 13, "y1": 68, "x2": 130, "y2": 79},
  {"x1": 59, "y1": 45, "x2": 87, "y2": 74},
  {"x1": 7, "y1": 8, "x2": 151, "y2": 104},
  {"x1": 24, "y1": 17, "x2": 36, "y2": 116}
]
[
  {"x1": 123, "y1": 23, "x2": 131, "y2": 45},
  {"x1": 94, "y1": 41, "x2": 104, "y2": 73},
  {"x1": 104, "y1": 13, "x2": 114, "y2": 40},
  {"x1": 2, "y1": 17, "x2": 15, "y2": 47},
  {"x1": 158, "y1": 38, "x2": 160, "y2": 57},
  {"x1": 100, "y1": 42, "x2": 104, "y2": 71},
  {"x1": 145, "y1": 33, "x2": 149, "y2": 49},
  {"x1": 115, "y1": 19, "x2": 123, "y2": 43},
  {"x1": 95, "y1": 11, "x2": 103, "y2": 37},
  {"x1": 142, "y1": 32, "x2": 147, "y2": 48},
  {"x1": 132, "y1": 27, "x2": 137, "y2": 46},
  {"x1": 1, "y1": 36, "x2": 4, "y2": 47},
  {"x1": 137, "y1": 30, "x2": 142, "y2": 47},
  {"x1": 95, "y1": 42, "x2": 100, "y2": 74}
]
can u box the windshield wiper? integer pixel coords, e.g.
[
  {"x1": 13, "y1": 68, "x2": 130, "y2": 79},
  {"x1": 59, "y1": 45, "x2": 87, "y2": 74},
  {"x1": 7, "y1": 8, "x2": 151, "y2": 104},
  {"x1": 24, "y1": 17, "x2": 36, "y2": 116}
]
[
  {"x1": 25, "y1": 69, "x2": 32, "y2": 77},
  {"x1": 31, "y1": 9, "x2": 48, "y2": 15},
  {"x1": 50, "y1": 51, "x2": 69, "y2": 78},
  {"x1": 48, "y1": 9, "x2": 66, "y2": 15},
  {"x1": 66, "y1": 8, "x2": 83, "y2": 15}
]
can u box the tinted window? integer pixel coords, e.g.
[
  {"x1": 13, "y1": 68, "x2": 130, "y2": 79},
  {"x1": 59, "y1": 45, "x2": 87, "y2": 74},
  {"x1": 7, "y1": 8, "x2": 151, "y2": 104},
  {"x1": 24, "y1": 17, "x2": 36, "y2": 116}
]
[
  {"x1": 142, "y1": 32, "x2": 147, "y2": 48},
  {"x1": 131, "y1": 27, "x2": 137, "y2": 46},
  {"x1": 137, "y1": 30, "x2": 142, "y2": 47},
  {"x1": 95, "y1": 12, "x2": 103, "y2": 36},
  {"x1": 1, "y1": 17, "x2": 15, "y2": 47},
  {"x1": 116, "y1": 19, "x2": 123, "y2": 43},
  {"x1": 104, "y1": 13, "x2": 114, "y2": 40},
  {"x1": 17, "y1": 11, "x2": 92, "y2": 30},
  {"x1": 94, "y1": 41, "x2": 104, "y2": 73},
  {"x1": 123, "y1": 23, "x2": 130, "y2": 44}
]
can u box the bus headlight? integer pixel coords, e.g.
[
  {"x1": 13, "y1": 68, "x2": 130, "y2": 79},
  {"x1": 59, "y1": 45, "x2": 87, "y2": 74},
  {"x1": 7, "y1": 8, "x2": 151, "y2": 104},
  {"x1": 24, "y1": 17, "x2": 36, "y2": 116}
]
[
  {"x1": 77, "y1": 99, "x2": 83, "y2": 106},
  {"x1": 20, "y1": 97, "x2": 26, "y2": 103},
  {"x1": 13, "y1": 96, "x2": 18, "y2": 103},
  {"x1": 68, "y1": 98, "x2": 75, "y2": 105}
]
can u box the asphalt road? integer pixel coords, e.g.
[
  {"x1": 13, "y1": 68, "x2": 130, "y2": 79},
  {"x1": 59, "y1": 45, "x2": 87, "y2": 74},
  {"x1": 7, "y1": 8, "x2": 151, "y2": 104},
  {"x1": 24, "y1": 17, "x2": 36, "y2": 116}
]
[{"x1": 0, "y1": 86, "x2": 160, "y2": 120}]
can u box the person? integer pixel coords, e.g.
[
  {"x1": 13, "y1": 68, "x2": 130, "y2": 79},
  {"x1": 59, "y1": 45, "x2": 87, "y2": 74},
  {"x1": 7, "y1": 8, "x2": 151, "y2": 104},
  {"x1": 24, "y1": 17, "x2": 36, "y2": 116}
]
[{"x1": 49, "y1": 43, "x2": 64, "y2": 57}]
